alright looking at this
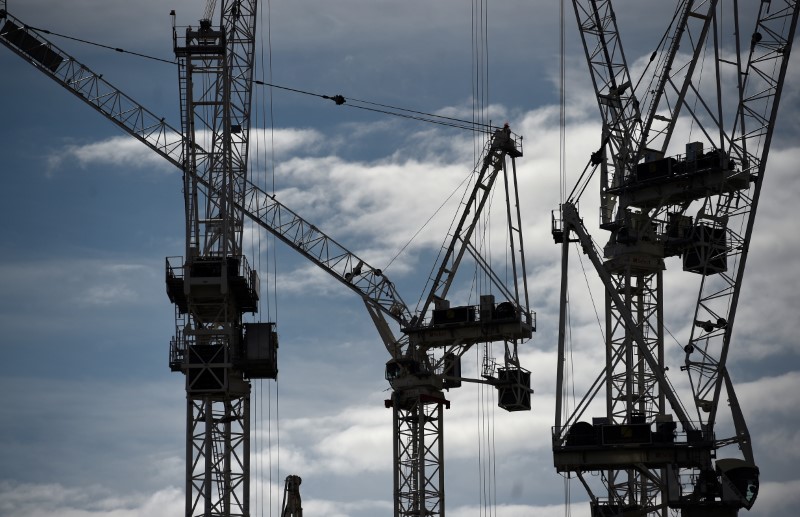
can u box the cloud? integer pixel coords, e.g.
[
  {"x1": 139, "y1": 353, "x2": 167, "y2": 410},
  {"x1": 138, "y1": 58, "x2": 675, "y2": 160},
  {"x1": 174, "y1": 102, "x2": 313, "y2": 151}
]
[
  {"x1": 755, "y1": 479, "x2": 800, "y2": 516},
  {"x1": 0, "y1": 259, "x2": 160, "y2": 319},
  {"x1": 46, "y1": 127, "x2": 325, "y2": 177},
  {"x1": 47, "y1": 136, "x2": 176, "y2": 175},
  {"x1": 266, "y1": 395, "x2": 393, "y2": 477},
  {"x1": 449, "y1": 502, "x2": 591, "y2": 517},
  {"x1": 0, "y1": 481, "x2": 183, "y2": 517}
]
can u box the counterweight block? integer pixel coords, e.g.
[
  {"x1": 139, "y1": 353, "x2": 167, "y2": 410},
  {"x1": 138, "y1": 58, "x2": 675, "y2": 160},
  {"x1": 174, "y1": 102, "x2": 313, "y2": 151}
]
[
  {"x1": 496, "y1": 366, "x2": 532, "y2": 412},
  {"x1": 235, "y1": 322, "x2": 278, "y2": 379}
]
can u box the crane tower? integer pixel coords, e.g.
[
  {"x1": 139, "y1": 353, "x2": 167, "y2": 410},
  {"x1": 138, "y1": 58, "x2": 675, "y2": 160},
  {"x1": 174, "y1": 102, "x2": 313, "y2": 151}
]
[
  {"x1": 164, "y1": 2, "x2": 279, "y2": 516},
  {"x1": 1, "y1": 1, "x2": 274, "y2": 514},
  {"x1": 552, "y1": 1, "x2": 797, "y2": 516}
]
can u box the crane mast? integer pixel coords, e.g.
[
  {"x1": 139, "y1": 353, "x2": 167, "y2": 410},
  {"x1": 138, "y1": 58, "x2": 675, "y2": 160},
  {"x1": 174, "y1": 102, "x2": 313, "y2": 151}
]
[
  {"x1": 166, "y1": 2, "x2": 274, "y2": 516},
  {"x1": 553, "y1": 1, "x2": 797, "y2": 516}
]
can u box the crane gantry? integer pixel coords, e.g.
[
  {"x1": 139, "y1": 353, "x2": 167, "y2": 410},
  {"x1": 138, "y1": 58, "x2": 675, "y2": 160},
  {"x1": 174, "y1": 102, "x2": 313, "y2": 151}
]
[
  {"x1": 0, "y1": 2, "x2": 535, "y2": 515},
  {"x1": 553, "y1": 1, "x2": 797, "y2": 516}
]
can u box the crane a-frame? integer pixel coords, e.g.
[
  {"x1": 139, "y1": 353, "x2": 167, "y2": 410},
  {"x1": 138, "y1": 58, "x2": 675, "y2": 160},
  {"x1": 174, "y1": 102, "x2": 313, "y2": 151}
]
[
  {"x1": 552, "y1": 1, "x2": 797, "y2": 516},
  {"x1": 0, "y1": 2, "x2": 534, "y2": 515}
]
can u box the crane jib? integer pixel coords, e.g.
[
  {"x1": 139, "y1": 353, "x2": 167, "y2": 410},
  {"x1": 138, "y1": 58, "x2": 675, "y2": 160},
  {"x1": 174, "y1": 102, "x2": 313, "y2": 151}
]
[{"x1": 0, "y1": 18, "x2": 63, "y2": 72}]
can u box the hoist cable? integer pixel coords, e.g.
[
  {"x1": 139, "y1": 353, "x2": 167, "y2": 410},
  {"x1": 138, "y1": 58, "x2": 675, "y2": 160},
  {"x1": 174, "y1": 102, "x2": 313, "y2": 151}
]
[
  {"x1": 559, "y1": 3, "x2": 573, "y2": 513},
  {"x1": 382, "y1": 171, "x2": 470, "y2": 275},
  {"x1": 252, "y1": 79, "x2": 496, "y2": 133},
  {"x1": 24, "y1": 24, "x2": 177, "y2": 64},
  {"x1": 574, "y1": 241, "x2": 606, "y2": 345},
  {"x1": 413, "y1": 153, "x2": 482, "y2": 314},
  {"x1": 203, "y1": 0, "x2": 217, "y2": 22},
  {"x1": 264, "y1": 0, "x2": 280, "y2": 514},
  {"x1": 27, "y1": 22, "x2": 497, "y2": 135}
]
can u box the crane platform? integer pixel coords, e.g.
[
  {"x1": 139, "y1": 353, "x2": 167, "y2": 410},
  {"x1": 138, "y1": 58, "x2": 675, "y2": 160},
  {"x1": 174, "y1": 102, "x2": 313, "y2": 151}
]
[
  {"x1": 552, "y1": 419, "x2": 713, "y2": 472},
  {"x1": 404, "y1": 302, "x2": 534, "y2": 347},
  {"x1": 608, "y1": 145, "x2": 752, "y2": 210},
  {"x1": 166, "y1": 255, "x2": 260, "y2": 316}
]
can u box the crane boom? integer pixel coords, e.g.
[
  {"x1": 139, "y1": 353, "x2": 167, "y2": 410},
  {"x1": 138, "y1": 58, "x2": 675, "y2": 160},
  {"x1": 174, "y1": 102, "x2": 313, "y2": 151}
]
[
  {"x1": 684, "y1": 0, "x2": 799, "y2": 436},
  {"x1": 637, "y1": 1, "x2": 719, "y2": 158},
  {"x1": 571, "y1": 0, "x2": 642, "y2": 226},
  {"x1": 241, "y1": 182, "x2": 414, "y2": 329},
  {"x1": 417, "y1": 125, "x2": 524, "y2": 320},
  {"x1": 0, "y1": 9, "x2": 183, "y2": 169}
]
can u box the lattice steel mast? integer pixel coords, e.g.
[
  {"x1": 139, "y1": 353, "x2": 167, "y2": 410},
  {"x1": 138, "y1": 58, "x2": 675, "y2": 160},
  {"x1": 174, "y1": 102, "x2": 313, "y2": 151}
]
[{"x1": 164, "y1": 2, "x2": 280, "y2": 516}]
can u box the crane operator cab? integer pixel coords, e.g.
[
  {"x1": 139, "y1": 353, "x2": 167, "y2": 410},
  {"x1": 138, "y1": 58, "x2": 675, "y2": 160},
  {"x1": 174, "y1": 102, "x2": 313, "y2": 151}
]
[{"x1": 716, "y1": 459, "x2": 759, "y2": 510}]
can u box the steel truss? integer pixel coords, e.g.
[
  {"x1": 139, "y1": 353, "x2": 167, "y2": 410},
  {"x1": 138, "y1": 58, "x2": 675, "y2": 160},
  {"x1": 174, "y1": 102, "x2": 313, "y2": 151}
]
[
  {"x1": 172, "y1": 2, "x2": 262, "y2": 516},
  {"x1": 393, "y1": 392, "x2": 446, "y2": 517},
  {"x1": 603, "y1": 268, "x2": 665, "y2": 512},
  {"x1": 187, "y1": 396, "x2": 251, "y2": 516},
  {"x1": 555, "y1": 1, "x2": 798, "y2": 515}
]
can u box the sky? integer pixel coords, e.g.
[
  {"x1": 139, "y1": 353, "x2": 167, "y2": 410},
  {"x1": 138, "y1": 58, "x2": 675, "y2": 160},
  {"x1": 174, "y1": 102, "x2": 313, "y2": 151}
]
[{"x1": 1, "y1": 1, "x2": 799, "y2": 516}]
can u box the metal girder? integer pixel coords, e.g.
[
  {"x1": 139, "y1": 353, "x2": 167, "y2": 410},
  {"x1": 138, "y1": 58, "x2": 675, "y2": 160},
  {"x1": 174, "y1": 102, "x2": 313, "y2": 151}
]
[
  {"x1": 175, "y1": 0, "x2": 257, "y2": 260},
  {"x1": 417, "y1": 128, "x2": 527, "y2": 323},
  {"x1": 571, "y1": 0, "x2": 642, "y2": 225},
  {"x1": 186, "y1": 395, "x2": 250, "y2": 517},
  {"x1": 391, "y1": 390, "x2": 447, "y2": 517},
  {"x1": 684, "y1": 0, "x2": 799, "y2": 437},
  {"x1": 241, "y1": 180, "x2": 414, "y2": 329},
  {"x1": 0, "y1": 9, "x2": 184, "y2": 168},
  {"x1": 173, "y1": 2, "x2": 261, "y2": 515},
  {"x1": 637, "y1": 1, "x2": 718, "y2": 158}
]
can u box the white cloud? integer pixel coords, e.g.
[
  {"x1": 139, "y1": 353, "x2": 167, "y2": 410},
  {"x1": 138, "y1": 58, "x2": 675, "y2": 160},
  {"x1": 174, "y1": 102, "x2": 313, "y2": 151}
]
[
  {"x1": 0, "y1": 259, "x2": 160, "y2": 313},
  {"x1": 737, "y1": 371, "x2": 800, "y2": 420},
  {"x1": 47, "y1": 127, "x2": 324, "y2": 176},
  {"x1": 47, "y1": 136, "x2": 175, "y2": 174},
  {"x1": 267, "y1": 396, "x2": 393, "y2": 477},
  {"x1": 449, "y1": 502, "x2": 591, "y2": 517}
]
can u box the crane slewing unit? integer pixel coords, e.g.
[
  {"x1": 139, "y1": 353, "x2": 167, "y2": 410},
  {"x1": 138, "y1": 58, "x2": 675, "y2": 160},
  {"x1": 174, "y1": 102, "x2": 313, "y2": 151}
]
[{"x1": 552, "y1": 1, "x2": 797, "y2": 516}]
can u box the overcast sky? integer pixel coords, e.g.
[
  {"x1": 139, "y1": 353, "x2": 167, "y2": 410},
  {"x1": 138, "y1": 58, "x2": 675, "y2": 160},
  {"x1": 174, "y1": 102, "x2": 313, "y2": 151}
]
[{"x1": 1, "y1": 1, "x2": 799, "y2": 516}]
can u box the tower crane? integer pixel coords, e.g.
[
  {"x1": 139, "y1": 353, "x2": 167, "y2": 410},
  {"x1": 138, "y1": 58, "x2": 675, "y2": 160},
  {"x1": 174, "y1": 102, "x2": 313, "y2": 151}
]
[
  {"x1": 552, "y1": 1, "x2": 797, "y2": 516},
  {"x1": 0, "y1": 2, "x2": 534, "y2": 515},
  {"x1": 165, "y1": 4, "x2": 271, "y2": 516},
  {"x1": 382, "y1": 124, "x2": 534, "y2": 516}
]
